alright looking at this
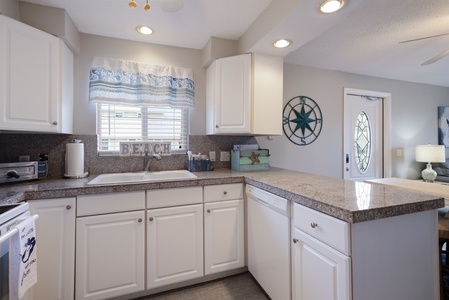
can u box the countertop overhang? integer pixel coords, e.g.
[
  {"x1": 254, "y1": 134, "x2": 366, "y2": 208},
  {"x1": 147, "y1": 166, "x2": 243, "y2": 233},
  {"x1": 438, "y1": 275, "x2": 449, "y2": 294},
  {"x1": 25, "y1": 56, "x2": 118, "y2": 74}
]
[{"x1": 0, "y1": 168, "x2": 443, "y2": 223}]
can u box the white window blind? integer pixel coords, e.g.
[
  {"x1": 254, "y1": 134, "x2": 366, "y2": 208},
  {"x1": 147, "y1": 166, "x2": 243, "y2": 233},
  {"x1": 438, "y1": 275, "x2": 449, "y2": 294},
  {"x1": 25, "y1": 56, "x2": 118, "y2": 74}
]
[{"x1": 97, "y1": 103, "x2": 188, "y2": 155}]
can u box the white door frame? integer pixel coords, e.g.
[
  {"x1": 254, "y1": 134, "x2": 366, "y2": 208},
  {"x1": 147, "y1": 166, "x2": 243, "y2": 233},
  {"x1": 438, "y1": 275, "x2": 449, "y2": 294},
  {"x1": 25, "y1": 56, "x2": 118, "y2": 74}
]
[{"x1": 343, "y1": 88, "x2": 392, "y2": 179}]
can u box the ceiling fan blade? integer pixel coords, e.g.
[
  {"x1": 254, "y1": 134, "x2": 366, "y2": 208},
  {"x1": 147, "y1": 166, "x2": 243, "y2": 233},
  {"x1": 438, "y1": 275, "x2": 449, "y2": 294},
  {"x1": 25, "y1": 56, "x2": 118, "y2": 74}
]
[
  {"x1": 158, "y1": 0, "x2": 183, "y2": 12},
  {"x1": 422, "y1": 48, "x2": 449, "y2": 66},
  {"x1": 400, "y1": 32, "x2": 449, "y2": 44}
]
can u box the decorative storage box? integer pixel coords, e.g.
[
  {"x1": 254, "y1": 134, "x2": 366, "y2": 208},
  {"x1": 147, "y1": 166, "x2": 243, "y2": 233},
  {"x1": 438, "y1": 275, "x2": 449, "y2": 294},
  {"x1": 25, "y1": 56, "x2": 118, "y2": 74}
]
[{"x1": 231, "y1": 149, "x2": 270, "y2": 172}]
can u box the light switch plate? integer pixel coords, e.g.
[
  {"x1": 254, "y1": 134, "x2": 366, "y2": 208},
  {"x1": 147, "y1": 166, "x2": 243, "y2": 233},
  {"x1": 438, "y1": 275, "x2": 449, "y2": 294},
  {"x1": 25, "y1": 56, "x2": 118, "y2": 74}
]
[
  {"x1": 209, "y1": 151, "x2": 216, "y2": 162},
  {"x1": 220, "y1": 151, "x2": 230, "y2": 161}
]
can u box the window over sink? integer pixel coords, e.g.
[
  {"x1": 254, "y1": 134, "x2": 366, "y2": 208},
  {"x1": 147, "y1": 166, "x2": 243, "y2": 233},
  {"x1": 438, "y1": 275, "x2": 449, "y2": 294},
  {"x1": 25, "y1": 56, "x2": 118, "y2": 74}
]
[
  {"x1": 97, "y1": 103, "x2": 188, "y2": 155},
  {"x1": 89, "y1": 57, "x2": 195, "y2": 156}
]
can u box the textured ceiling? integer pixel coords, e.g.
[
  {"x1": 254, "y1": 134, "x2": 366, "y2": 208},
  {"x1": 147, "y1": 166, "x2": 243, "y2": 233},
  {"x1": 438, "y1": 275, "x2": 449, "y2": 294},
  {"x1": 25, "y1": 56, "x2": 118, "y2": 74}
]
[
  {"x1": 18, "y1": 0, "x2": 449, "y2": 87},
  {"x1": 284, "y1": 0, "x2": 449, "y2": 87},
  {"x1": 19, "y1": 0, "x2": 272, "y2": 49}
]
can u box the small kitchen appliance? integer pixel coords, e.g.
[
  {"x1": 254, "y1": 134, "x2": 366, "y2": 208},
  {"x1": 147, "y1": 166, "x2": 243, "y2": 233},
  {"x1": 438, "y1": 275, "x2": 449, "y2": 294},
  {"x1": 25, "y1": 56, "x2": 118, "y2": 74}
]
[{"x1": 0, "y1": 161, "x2": 46, "y2": 184}]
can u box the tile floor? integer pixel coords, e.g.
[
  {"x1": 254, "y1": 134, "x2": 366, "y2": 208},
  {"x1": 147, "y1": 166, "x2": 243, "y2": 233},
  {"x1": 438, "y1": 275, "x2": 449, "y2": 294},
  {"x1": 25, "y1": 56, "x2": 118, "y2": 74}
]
[{"x1": 134, "y1": 272, "x2": 269, "y2": 300}]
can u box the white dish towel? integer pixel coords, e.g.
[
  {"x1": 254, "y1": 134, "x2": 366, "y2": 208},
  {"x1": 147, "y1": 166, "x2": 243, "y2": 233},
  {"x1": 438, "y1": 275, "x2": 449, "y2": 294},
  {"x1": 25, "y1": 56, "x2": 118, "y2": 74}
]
[{"x1": 9, "y1": 216, "x2": 38, "y2": 300}]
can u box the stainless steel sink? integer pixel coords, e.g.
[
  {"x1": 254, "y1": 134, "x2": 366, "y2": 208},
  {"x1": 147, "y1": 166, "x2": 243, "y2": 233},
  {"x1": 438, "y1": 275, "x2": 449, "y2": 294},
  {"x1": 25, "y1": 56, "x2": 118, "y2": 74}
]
[{"x1": 87, "y1": 170, "x2": 197, "y2": 186}]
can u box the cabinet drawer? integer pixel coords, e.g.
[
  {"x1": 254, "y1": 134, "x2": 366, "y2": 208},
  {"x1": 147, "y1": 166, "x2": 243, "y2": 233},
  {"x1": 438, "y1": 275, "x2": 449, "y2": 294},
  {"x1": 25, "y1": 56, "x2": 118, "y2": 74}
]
[
  {"x1": 204, "y1": 183, "x2": 244, "y2": 203},
  {"x1": 147, "y1": 186, "x2": 202, "y2": 208},
  {"x1": 77, "y1": 191, "x2": 145, "y2": 216},
  {"x1": 294, "y1": 203, "x2": 350, "y2": 255}
]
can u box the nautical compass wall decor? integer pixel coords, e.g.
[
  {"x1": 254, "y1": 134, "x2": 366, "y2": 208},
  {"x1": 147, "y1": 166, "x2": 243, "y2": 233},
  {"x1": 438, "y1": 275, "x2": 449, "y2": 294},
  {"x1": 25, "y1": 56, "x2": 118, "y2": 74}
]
[{"x1": 283, "y1": 96, "x2": 323, "y2": 146}]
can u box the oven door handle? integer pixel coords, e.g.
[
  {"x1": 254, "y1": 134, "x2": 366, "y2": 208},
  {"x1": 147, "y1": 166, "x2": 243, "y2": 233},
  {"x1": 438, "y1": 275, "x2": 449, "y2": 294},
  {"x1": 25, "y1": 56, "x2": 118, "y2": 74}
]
[{"x1": 0, "y1": 214, "x2": 39, "y2": 245}]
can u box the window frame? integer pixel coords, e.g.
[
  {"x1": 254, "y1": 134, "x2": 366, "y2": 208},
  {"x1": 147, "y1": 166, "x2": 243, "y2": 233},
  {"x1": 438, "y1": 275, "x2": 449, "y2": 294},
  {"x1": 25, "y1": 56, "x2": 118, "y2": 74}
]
[{"x1": 96, "y1": 103, "x2": 189, "y2": 157}]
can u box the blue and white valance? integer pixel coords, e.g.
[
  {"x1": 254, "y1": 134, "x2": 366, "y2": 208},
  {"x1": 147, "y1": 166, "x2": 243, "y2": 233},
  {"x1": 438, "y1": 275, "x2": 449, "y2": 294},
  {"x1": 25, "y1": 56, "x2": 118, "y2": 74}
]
[{"x1": 89, "y1": 57, "x2": 195, "y2": 108}]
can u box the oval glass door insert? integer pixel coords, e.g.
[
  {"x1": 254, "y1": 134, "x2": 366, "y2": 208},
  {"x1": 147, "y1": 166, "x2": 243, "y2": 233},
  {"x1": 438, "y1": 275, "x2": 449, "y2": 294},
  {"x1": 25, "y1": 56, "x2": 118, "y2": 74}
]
[{"x1": 354, "y1": 111, "x2": 371, "y2": 173}]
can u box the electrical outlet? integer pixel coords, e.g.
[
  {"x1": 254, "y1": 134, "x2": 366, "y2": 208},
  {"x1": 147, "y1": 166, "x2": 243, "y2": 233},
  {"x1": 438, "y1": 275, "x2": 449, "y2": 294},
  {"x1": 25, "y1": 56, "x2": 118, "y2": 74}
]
[
  {"x1": 220, "y1": 151, "x2": 230, "y2": 161},
  {"x1": 209, "y1": 151, "x2": 216, "y2": 162}
]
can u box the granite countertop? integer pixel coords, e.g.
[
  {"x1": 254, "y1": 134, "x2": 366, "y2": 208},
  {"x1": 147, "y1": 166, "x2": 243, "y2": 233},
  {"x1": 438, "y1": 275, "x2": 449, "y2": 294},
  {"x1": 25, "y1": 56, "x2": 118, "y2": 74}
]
[{"x1": 0, "y1": 167, "x2": 444, "y2": 223}]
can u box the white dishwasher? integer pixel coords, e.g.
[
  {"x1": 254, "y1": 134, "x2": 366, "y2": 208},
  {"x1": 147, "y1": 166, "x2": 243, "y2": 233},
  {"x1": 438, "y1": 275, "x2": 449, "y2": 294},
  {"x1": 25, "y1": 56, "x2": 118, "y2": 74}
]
[{"x1": 246, "y1": 185, "x2": 291, "y2": 300}]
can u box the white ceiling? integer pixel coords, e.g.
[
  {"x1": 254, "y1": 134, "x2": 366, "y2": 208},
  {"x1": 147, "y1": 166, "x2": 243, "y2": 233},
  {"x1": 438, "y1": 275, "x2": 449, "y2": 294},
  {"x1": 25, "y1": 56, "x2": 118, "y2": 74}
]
[{"x1": 19, "y1": 0, "x2": 449, "y2": 87}]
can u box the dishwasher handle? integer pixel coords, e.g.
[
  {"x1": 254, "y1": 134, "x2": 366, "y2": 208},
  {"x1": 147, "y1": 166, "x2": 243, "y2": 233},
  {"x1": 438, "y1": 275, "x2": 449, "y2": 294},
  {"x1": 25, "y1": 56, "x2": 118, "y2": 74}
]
[
  {"x1": 246, "y1": 185, "x2": 290, "y2": 217},
  {"x1": 255, "y1": 197, "x2": 270, "y2": 208}
]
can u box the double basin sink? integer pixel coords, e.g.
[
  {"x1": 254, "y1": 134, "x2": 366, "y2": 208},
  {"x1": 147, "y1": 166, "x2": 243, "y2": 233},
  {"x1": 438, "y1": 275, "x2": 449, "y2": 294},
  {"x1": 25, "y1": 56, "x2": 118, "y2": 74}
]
[{"x1": 87, "y1": 170, "x2": 197, "y2": 186}]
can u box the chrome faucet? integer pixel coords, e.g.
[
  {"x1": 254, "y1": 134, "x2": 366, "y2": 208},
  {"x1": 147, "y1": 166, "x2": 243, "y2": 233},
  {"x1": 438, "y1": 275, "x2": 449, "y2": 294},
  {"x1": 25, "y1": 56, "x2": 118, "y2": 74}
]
[{"x1": 143, "y1": 151, "x2": 162, "y2": 171}]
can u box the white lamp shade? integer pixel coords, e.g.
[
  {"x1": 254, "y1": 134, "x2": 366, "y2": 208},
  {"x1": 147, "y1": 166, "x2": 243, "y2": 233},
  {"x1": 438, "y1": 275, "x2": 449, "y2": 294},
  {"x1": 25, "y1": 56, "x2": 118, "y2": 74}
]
[{"x1": 415, "y1": 145, "x2": 446, "y2": 163}]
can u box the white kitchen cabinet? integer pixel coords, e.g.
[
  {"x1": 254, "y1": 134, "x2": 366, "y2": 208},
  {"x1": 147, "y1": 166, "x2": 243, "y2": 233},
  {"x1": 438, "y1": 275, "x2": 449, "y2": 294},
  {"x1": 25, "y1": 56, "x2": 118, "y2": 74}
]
[
  {"x1": 76, "y1": 192, "x2": 145, "y2": 300},
  {"x1": 147, "y1": 204, "x2": 203, "y2": 289},
  {"x1": 147, "y1": 187, "x2": 203, "y2": 289},
  {"x1": 206, "y1": 53, "x2": 283, "y2": 135},
  {"x1": 292, "y1": 203, "x2": 351, "y2": 300},
  {"x1": 0, "y1": 14, "x2": 73, "y2": 133},
  {"x1": 293, "y1": 228, "x2": 351, "y2": 300},
  {"x1": 292, "y1": 202, "x2": 439, "y2": 300},
  {"x1": 203, "y1": 184, "x2": 244, "y2": 275},
  {"x1": 27, "y1": 197, "x2": 76, "y2": 300}
]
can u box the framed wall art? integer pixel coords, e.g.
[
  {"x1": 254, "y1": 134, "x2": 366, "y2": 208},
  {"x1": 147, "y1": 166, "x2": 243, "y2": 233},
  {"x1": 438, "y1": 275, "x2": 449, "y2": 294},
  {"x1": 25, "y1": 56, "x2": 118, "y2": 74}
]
[{"x1": 438, "y1": 106, "x2": 449, "y2": 147}]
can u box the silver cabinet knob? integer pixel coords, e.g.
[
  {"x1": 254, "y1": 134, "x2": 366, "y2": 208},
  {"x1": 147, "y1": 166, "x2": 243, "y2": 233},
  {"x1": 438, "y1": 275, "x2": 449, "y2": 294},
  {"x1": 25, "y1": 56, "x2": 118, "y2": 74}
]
[
  {"x1": 207, "y1": 209, "x2": 211, "y2": 213},
  {"x1": 149, "y1": 217, "x2": 154, "y2": 221},
  {"x1": 223, "y1": 191, "x2": 227, "y2": 195},
  {"x1": 66, "y1": 205, "x2": 71, "y2": 210},
  {"x1": 310, "y1": 222, "x2": 318, "y2": 228},
  {"x1": 293, "y1": 238, "x2": 298, "y2": 243},
  {"x1": 52, "y1": 121, "x2": 58, "y2": 125},
  {"x1": 138, "y1": 218, "x2": 142, "y2": 222}
]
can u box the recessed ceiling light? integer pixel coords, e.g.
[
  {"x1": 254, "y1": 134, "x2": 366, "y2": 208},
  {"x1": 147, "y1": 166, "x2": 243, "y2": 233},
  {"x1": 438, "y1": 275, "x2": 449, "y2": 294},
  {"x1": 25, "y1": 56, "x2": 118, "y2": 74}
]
[
  {"x1": 319, "y1": 0, "x2": 344, "y2": 13},
  {"x1": 273, "y1": 39, "x2": 291, "y2": 48},
  {"x1": 136, "y1": 25, "x2": 153, "y2": 35}
]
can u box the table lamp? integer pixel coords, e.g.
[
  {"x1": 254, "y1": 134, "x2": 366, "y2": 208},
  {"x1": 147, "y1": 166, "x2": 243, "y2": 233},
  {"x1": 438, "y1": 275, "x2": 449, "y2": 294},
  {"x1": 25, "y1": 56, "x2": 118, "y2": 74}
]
[{"x1": 415, "y1": 144, "x2": 446, "y2": 182}]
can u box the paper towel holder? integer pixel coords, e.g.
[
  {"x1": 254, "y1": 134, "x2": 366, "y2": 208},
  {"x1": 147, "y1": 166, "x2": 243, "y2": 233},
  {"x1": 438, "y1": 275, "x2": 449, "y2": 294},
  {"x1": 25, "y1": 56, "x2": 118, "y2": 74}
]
[{"x1": 64, "y1": 139, "x2": 89, "y2": 179}]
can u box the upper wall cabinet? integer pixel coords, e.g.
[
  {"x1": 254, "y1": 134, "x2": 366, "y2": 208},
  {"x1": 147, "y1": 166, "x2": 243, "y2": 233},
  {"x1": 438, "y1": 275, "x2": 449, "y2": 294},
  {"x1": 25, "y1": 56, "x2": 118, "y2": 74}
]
[
  {"x1": 206, "y1": 53, "x2": 283, "y2": 135},
  {"x1": 0, "y1": 15, "x2": 73, "y2": 133}
]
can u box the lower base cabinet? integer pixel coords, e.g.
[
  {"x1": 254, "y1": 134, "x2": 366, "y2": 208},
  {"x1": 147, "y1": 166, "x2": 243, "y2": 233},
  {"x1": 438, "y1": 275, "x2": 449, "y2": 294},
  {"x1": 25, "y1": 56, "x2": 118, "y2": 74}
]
[
  {"x1": 292, "y1": 203, "x2": 351, "y2": 300},
  {"x1": 28, "y1": 197, "x2": 76, "y2": 300},
  {"x1": 292, "y1": 228, "x2": 351, "y2": 300},
  {"x1": 26, "y1": 185, "x2": 245, "y2": 300},
  {"x1": 76, "y1": 211, "x2": 145, "y2": 300},
  {"x1": 204, "y1": 199, "x2": 245, "y2": 275},
  {"x1": 147, "y1": 204, "x2": 204, "y2": 289},
  {"x1": 292, "y1": 203, "x2": 439, "y2": 300},
  {"x1": 75, "y1": 191, "x2": 146, "y2": 300}
]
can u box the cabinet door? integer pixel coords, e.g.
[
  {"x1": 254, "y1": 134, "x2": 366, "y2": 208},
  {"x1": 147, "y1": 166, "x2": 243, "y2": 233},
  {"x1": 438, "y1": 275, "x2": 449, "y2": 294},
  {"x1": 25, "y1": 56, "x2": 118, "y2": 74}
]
[
  {"x1": 147, "y1": 204, "x2": 203, "y2": 289},
  {"x1": 292, "y1": 228, "x2": 351, "y2": 300},
  {"x1": 0, "y1": 15, "x2": 60, "y2": 132},
  {"x1": 251, "y1": 53, "x2": 283, "y2": 135},
  {"x1": 76, "y1": 211, "x2": 145, "y2": 300},
  {"x1": 28, "y1": 198, "x2": 76, "y2": 300},
  {"x1": 204, "y1": 199, "x2": 244, "y2": 275},
  {"x1": 213, "y1": 54, "x2": 251, "y2": 134}
]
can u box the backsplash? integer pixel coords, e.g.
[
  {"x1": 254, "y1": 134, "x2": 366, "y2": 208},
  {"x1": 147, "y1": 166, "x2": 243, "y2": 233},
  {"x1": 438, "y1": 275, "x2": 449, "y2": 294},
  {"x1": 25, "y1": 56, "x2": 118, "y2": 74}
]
[{"x1": 0, "y1": 134, "x2": 258, "y2": 178}]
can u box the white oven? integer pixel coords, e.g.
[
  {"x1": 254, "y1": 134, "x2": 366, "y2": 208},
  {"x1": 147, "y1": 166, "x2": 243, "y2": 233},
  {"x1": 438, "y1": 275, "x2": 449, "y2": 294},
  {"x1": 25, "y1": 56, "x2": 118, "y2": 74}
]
[{"x1": 0, "y1": 203, "x2": 35, "y2": 300}]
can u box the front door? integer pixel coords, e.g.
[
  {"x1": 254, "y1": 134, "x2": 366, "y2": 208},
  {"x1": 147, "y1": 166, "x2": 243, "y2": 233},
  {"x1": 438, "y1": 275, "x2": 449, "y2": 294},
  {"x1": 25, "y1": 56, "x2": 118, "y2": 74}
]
[{"x1": 343, "y1": 88, "x2": 390, "y2": 181}]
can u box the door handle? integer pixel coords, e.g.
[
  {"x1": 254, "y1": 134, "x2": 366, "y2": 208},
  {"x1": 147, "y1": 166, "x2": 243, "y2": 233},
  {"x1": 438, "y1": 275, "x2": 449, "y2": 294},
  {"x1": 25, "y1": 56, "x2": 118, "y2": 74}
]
[{"x1": 345, "y1": 153, "x2": 349, "y2": 164}]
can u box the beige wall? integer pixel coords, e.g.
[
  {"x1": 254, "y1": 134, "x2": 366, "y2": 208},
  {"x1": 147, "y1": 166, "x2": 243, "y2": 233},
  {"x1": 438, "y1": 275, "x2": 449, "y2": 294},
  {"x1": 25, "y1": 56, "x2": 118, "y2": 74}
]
[
  {"x1": 257, "y1": 64, "x2": 449, "y2": 179},
  {"x1": 74, "y1": 33, "x2": 206, "y2": 135}
]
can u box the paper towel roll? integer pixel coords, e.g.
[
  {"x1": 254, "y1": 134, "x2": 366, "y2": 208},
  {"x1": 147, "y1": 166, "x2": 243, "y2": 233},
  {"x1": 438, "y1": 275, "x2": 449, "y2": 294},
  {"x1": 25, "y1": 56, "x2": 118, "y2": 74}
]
[{"x1": 65, "y1": 142, "x2": 85, "y2": 177}]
